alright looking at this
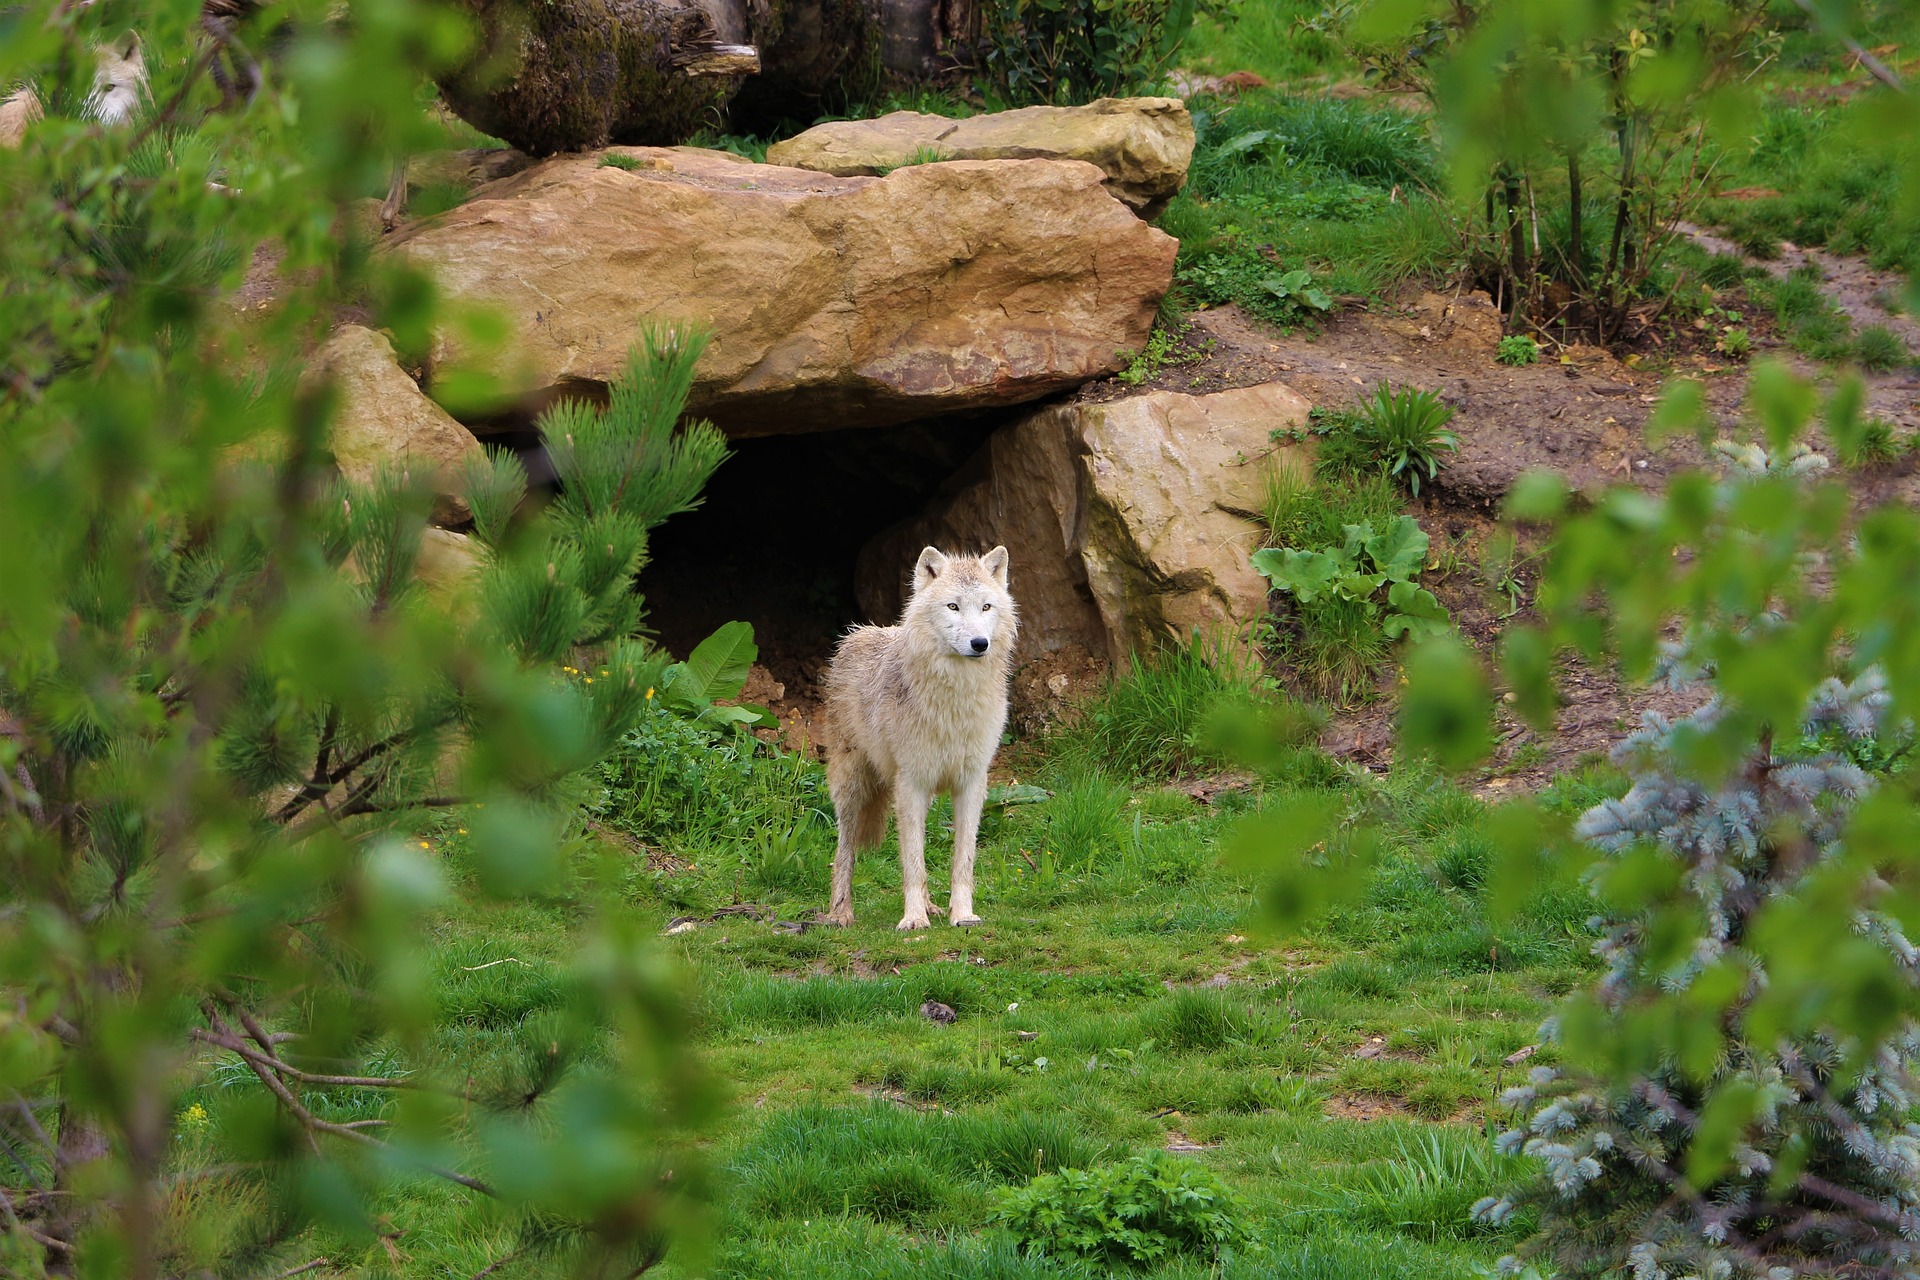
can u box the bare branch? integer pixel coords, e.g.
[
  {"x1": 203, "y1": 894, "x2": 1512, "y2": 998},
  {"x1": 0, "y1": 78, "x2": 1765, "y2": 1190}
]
[
  {"x1": 1794, "y1": 0, "x2": 1907, "y2": 93},
  {"x1": 201, "y1": 1004, "x2": 495, "y2": 1198}
]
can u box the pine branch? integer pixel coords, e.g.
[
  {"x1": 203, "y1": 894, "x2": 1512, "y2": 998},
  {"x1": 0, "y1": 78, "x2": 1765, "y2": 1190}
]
[{"x1": 202, "y1": 1002, "x2": 495, "y2": 1197}]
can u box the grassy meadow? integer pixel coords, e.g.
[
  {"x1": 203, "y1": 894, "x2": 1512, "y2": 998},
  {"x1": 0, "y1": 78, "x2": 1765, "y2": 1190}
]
[
  {"x1": 211, "y1": 639, "x2": 1618, "y2": 1276},
  {"x1": 148, "y1": 6, "x2": 1920, "y2": 1274}
]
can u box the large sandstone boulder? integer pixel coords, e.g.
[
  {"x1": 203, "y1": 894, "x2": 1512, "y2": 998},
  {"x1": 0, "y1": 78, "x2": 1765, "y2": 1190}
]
[
  {"x1": 386, "y1": 147, "x2": 1176, "y2": 436},
  {"x1": 859, "y1": 383, "x2": 1313, "y2": 667},
  {"x1": 303, "y1": 325, "x2": 481, "y2": 525},
  {"x1": 765, "y1": 97, "x2": 1196, "y2": 217}
]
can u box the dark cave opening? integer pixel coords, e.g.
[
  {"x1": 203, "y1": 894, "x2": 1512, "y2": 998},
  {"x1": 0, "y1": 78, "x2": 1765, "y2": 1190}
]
[{"x1": 634, "y1": 417, "x2": 998, "y2": 709}]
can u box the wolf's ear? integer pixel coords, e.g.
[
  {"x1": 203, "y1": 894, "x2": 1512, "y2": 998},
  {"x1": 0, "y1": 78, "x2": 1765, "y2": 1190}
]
[
  {"x1": 981, "y1": 546, "x2": 1009, "y2": 588},
  {"x1": 913, "y1": 547, "x2": 949, "y2": 592}
]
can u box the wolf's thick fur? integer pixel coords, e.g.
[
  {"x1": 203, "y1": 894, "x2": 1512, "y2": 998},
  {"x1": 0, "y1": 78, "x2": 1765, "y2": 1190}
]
[{"x1": 824, "y1": 546, "x2": 1017, "y2": 930}]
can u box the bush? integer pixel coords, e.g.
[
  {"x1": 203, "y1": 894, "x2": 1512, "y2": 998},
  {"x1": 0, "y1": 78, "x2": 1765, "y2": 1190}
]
[
  {"x1": 1496, "y1": 335, "x2": 1540, "y2": 366},
  {"x1": 990, "y1": 1153, "x2": 1254, "y2": 1265},
  {"x1": 971, "y1": 0, "x2": 1226, "y2": 106},
  {"x1": 1253, "y1": 514, "x2": 1451, "y2": 645},
  {"x1": 1478, "y1": 669, "x2": 1920, "y2": 1278}
]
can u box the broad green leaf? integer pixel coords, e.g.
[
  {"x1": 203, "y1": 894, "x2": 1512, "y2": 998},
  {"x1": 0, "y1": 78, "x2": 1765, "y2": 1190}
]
[
  {"x1": 662, "y1": 620, "x2": 758, "y2": 713},
  {"x1": 1252, "y1": 547, "x2": 1344, "y2": 603},
  {"x1": 1364, "y1": 516, "x2": 1431, "y2": 581}
]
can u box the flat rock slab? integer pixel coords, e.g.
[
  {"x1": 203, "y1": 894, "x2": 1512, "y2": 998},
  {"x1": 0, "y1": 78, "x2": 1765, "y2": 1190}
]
[
  {"x1": 765, "y1": 96, "x2": 1195, "y2": 216},
  {"x1": 386, "y1": 146, "x2": 1177, "y2": 436}
]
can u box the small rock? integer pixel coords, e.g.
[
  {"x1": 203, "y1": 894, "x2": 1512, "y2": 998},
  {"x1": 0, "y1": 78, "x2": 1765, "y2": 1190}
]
[
  {"x1": 1015, "y1": 1030, "x2": 1039, "y2": 1041},
  {"x1": 1353, "y1": 1036, "x2": 1388, "y2": 1060},
  {"x1": 1504, "y1": 1044, "x2": 1539, "y2": 1066},
  {"x1": 664, "y1": 920, "x2": 699, "y2": 936},
  {"x1": 920, "y1": 1000, "x2": 958, "y2": 1025}
]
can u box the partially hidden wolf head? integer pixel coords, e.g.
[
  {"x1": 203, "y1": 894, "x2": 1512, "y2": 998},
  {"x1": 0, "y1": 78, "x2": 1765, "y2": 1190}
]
[{"x1": 904, "y1": 546, "x2": 1017, "y2": 661}]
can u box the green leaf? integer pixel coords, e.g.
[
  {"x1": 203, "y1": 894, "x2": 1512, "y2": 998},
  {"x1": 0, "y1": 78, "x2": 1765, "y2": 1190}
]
[
  {"x1": 1216, "y1": 129, "x2": 1276, "y2": 157},
  {"x1": 661, "y1": 620, "x2": 758, "y2": 714},
  {"x1": 1382, "y1": 581, "x2": 1449, "y2": 640},
  {"x1": 1252, "y1": 547, "x2": 1343, "y2": 602},
  {"x1": 1364, "y1": 515, "x2": 1430, "y2": 581},
  {"x1": 1397, "y1": 636, "x2": 1492, "y2": 769}
]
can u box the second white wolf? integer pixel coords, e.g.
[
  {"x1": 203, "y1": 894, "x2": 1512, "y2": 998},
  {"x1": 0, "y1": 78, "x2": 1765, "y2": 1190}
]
[{"x1": 823, "y1": 546, "x2": 1018, "y2": 930}]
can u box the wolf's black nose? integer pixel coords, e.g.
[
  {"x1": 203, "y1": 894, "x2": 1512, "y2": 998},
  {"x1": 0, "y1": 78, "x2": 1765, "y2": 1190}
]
[{"x1": 970, "y1": 637, "x2": 989, "y2": 654}]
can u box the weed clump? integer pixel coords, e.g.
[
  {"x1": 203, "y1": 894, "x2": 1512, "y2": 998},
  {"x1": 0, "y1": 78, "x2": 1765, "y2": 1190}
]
[
  {"x1": 1496, "y1": 335, "x2": 1539, "y2": 366},
  {"x1": 991, "y1": 1153, "x2": 1254, "y2": 1265},
  {"x1": 1354, "y1": 383, "x2": 1458, "y2": 496},
  {"x1": 1052, "y1": 636, "x2": 1265, "y2": 779}
]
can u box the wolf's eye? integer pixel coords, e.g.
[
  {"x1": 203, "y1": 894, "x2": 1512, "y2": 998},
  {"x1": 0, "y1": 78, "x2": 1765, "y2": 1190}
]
[
  {"x1": 947, "y1": 602, "x2": 960, "y2": 611},
  {"x1": 981, "y1": 603, "x2": 992, "y2": 611}
]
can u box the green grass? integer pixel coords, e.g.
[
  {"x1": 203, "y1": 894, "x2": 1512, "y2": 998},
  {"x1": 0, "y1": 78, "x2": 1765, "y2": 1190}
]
[
  {"x1": 1048, "y1": 635, "x2": 1269, "y2": 780},
  {"x1": 1183, "y1": 0, "x2": 1349, "y2": 85},
  {"x1": 1159, "y1": 92, "x2": 1457, "y2": 319},
  {"x1": 1702, "y1": 96, "x2": 1920, "y2": 281},
  {"x1": 159, "y1": 699, "x2": 1602, "y2": 1278}
]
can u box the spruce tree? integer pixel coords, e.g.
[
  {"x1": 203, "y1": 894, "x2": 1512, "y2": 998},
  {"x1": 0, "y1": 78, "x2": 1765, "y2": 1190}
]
[{"x1": 1480, "y1": 443, "x2": 1920, "y2": 1279}]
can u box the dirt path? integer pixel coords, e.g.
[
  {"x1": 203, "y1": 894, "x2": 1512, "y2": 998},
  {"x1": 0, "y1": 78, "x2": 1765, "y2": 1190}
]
[{"x1": 1678, "y1": 221, "x2": 1920, "y2": 359}]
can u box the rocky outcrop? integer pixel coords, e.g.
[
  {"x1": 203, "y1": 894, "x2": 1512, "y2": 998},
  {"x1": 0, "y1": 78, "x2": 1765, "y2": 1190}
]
[
  {"x1": 765, "y1": 97, "x2": 1196, "y2": 217},
  {"x1": 385, "y1": 146, "x2": 1176, "y2": 436},
  {"x1": 858, "y1": 382, "x2": 1313, "y2": 667},
  {"x1": 303, "y1": 325, "x2": 480, "y2": 525}
]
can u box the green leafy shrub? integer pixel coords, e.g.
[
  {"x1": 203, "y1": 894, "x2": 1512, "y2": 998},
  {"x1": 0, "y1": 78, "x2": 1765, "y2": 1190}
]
[
  {"x1": 1253, "y1": 516, "x2": 1451, "y2": 644},
  {"x1": 1180, "y1": 249, "x2": 1335, "y2": 329},
  {"x1": 990, "y1": 1153, "x2": 1254, "y2": 1265},
  {"x1": 1496, "y1": 335, "x2": 1540, "y2": 366},
  {"x1": 971, "y1": 0, "x2": 1224, "y2": 106},
  {"x1": 1354, "y1": 383, "x2": 1459, "y2": 495}
]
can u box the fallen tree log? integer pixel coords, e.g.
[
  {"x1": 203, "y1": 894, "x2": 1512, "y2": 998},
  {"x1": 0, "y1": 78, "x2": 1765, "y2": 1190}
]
[{"x1": 435, "y1": 0, "x2": 980, "y2": 154}]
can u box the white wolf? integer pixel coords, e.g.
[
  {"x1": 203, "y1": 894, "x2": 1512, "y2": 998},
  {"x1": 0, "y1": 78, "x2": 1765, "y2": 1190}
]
[{"x1": 823, "y1": 546, "x2": 1017, "y2": 930}]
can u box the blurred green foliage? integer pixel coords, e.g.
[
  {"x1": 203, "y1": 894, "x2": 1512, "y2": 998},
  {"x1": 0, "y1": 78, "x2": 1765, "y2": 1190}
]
[{"x1": 0, "y1": 3, "x2": 727, "y2": 1273}]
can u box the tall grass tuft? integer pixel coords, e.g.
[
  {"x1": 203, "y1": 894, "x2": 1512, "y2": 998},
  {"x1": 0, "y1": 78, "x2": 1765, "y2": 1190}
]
[{"x1": 1051, "y1": 634, "x2": 1265, "y2": 779}]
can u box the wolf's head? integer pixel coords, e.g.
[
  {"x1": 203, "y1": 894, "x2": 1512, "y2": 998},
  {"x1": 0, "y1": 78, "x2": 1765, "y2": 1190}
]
[
  {"x1": 86, "y1": 32, "x2": 148, "y2": 127},
  {"x1": 907, "y1": 546, "x2": 1017, "y2": 661}
]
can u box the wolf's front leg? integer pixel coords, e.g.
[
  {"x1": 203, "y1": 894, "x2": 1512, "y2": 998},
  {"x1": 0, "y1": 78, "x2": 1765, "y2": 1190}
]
[
  {"x1": 948, "y1": 771, "x2": 989, "y2": 927},
  {"x1": 894, "y1": 781, "x2": 933, "y2": 930}
]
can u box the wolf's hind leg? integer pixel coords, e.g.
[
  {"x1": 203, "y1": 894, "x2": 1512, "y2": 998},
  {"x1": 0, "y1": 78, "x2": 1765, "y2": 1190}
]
[{"x1": 826, "y1": 751, "x2": 886, "y2": 927}]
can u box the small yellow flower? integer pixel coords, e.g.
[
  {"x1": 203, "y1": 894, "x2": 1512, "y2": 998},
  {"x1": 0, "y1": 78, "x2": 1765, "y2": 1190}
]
[
  {"x1": 457, "y1": 828, "x2": 468, "y2": 835},
  {"x1": 584, "y1": 677, "x2": 594, "y2": 684},
  {"x1": 180, "y1": 1103, "x2": 209, "y2": 1131},
  {"x1": 645, "y1": 687, "x2": 655, "y2": 700},
  {"x1": 600, "y1": 669, "x2": 610, "y2": 676},
  {"x1": 419, "y1": 841, "x2": 430, "y2": 850}
]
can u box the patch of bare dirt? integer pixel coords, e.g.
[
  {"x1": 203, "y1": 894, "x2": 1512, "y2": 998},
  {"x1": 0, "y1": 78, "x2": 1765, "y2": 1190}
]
[{"x1": 1323, "y1": 1093, "x2": 1416, "y2": 1122}]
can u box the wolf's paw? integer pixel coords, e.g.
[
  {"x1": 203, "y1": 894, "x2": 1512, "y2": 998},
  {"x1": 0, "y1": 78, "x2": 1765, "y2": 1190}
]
[
  {"x1": 821, "y1": 908, "x2": 854, "y2": 928},
  {"x1": 951, "y1": 914, "x2": 983, "y2": 928},
  {"x1": 896, "y1": 913, "x2": 931, "y2": 931}
]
